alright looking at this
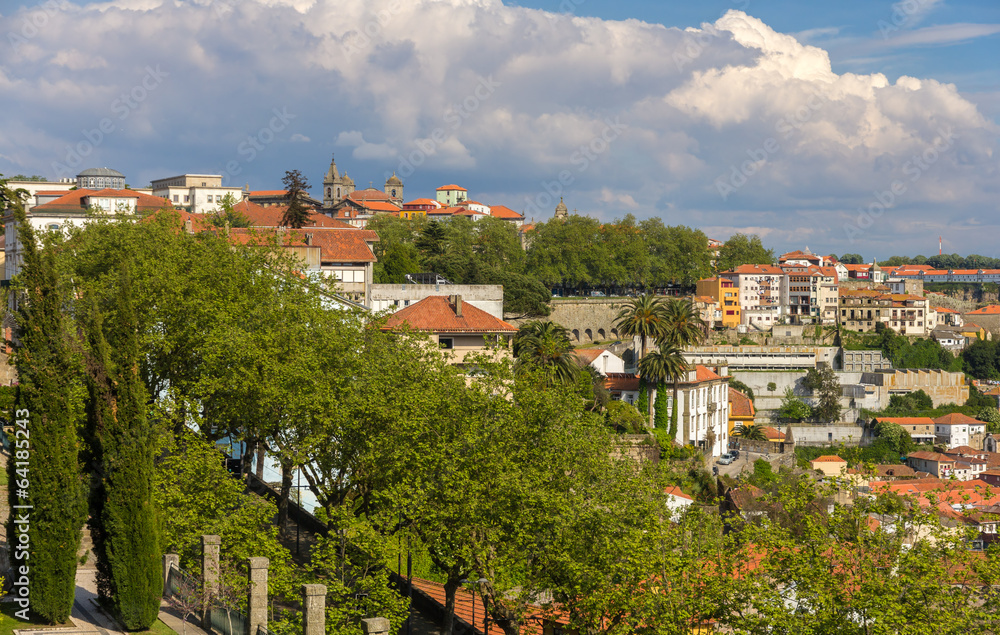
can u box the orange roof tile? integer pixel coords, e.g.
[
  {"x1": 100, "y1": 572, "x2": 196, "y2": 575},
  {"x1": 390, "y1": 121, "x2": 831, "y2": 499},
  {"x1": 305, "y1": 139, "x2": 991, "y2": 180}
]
[
  {"x1": 811, "y1": 455, "x2": 847, "y2": 463},
  {"x1": 605, "y1": 373, "x2": 640, "y2": 392},
  {"x1": 728, "y1": 388, "x2": 755, "y2": 418},
  {"x1": 403, "y1": 198, "x2": 440, "y2": 207},
  {"x1": 382, "y1": 296, "x2": 517, "y2": 334},
  {"x1": 876, "y1": 416, "x2": 935, "y2": 425},
  {"x1": 664, "y1": 486, "x2": 693, "y2": 501},
  {"x1": 574, "y1": 348, "x2": 607, "y2": 365},
  {"x1": 488, "y1": 205, "x2": 523, "y2": 220},
  {"x1": 695, "y1": 366, "x2": 724, "y2": 382},
  {"x1": 762, "y1": 427, "x2": 785, "y2": 441},
  {"x1": 228, "y1": 200, "x2": 352, "y2": 229},
  {"x1": 227, "y1": 227, "x2": 377, "y2": 262},
  {"x1": 31, "y1": 188, "x2": 170, "y2": 213},
  {"x1": 933, "y1": 306, "x2": 959, "y2": 313},
  {"x1": 346, "y1": 188, "x2": 393, "y2": 202},
  {"x1": 908, "y1": 451, "x2": 956, "y2": 462},
  {"x1": 249, "y1": 190, "x2": 288, "y2": 197},
  {"x1": 436, "y1": 184, "x2": 467, "y2": 191},
  {"x1": 724, "y1": 264, "x2": 785, "y2": 275},
  {"x1": 969, "y1": 305, "x2": 1000, "y2": 315},
  {"x1": 934, "y1": 413, "x2": 983, "y2": 425}
]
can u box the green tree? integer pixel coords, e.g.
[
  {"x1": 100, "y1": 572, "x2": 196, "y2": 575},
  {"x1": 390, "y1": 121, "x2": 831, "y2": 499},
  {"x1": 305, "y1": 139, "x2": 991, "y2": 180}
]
[
  {"x1": 613, "y1": 295, "x2": 666, "y2": 360},
  {"x1": 638, "y1": 346, "x2": 686, "y2": 431},
  {"x1": 716, "y1": 233, "x2": 774, "y2": 272},
  {"x1": 5, "y1": 204, "x2": 88, "y2": 624},
  {"x1": 778, "y1": 387, "x2": 811, "y2": 421},
  {"x1": 653, "y1": 383, "x2": 669, "y2": 430},
  {"x1": 736, "y1": 423, "x2": 767, "y2": 441},
  {"x1": 605, "y1": 400, "x2": 645, "y2": 433},
  {"x1": 209, "y1": 192, "x2": 251, "y2": 228},
  {"x1": 83, "y1": 269, "x2": 162, "y2": 629},
  {"x1": 839, "y1": 253, "x2": 864, "y2": 264},
  {"x1": 281, "y1": 169, "x2": 312, "y2": 228},
  {"x1": 872, "y1": 419, "x2": 915, "y2": 456},
  {"x1": 512, "y1": 321, "x2": 579, "y2": 384},
  {"x1": 803, "y1": 366, "x2": 842, "y2": 423}
]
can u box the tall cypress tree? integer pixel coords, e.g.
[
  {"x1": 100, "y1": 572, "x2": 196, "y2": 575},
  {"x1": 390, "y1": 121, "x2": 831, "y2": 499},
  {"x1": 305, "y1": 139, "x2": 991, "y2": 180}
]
[
  {"x1": 5, "y1": 204, "x2": 88, "y2": 623},
  {"x1": 84, "y1": 268, "x2": 162, "y2": 629},
  {"x1": 653, "y1": 384, "x2": 669, "y2": 430}
]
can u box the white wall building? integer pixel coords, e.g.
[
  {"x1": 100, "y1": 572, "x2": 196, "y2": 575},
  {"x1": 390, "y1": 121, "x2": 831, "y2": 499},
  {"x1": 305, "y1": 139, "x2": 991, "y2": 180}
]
[
  {"x1": 721, "y1": 264, "x2": 788, "y2": 329},
  {"x1": 151, "y1": 174, "x2": 244, "y2": 215}
]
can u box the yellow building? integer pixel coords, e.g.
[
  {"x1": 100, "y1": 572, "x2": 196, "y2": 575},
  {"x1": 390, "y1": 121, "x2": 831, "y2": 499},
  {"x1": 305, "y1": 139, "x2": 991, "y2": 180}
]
[
  {"x1": 727, "y1": 387, "x2": 755, "y2": 435},
  {"x1": 696, "y1": 277, "x2": 741, "y2": 328}
]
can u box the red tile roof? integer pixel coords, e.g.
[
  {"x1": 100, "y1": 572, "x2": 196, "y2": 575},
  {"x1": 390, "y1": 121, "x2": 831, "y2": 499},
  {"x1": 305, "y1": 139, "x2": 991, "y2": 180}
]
[
  {"x1": 728, "y1": 388, "x2": 755, "y2": 417},
  {"x1": 381, "y1": 296, "x2": 517, "y2": 333},
  {"x1": 409, "y1": 577, "x2": 545, "y2": 635},
  {"x1": 933, "y1": 306, "x2": 959, "y2": 313},
  {"x1": 664, "y1": 485, "x2": 693, "y2": 501},
  {"x1": 969, "y1": 305, "x2": 1000, "y2": 315},
  {"x1": 574, "y1": 348, "x2": 607, "y2": 365},
  {"x1": 31, "y1": 188, "x2": 170, "y2": 213},
  {"x1": 811, "y1": 455, "x2": 847, "y2": 463},
  {"x1": 724, "y1": 264, "x2": 785, "y2": 275},
  {"x1": 231, "y1": 200, "x2": 352, "y2": 229},
  {"x1": 934, "y1": 413, "x2": 983, "y2": 425},
  {"x1": 908, "y1": 451, "x2": 956, "y2": 462},
  {"x1": 436, "y1": 184, "x2": 467, "y2": 191},
  {"x1": 488, "y1": 205, "x2": 523, "y2": 220},
  {"x1": 249, "y1": 190, "x2": 288, "y2": 197},
  {"x1": 762, "y1": 427, "x2": 785, "y2": 441},
  {"x1": 875, "y1": 416, "x2": 935, "y2": 425},
  {"x1": 605, "y1": 373, "x2": 640, "y2": 392},
  {"x1": 403, "y1": 198, "x2": 440, "y2": 207},
  {"x1": 347, "y1": 188, "x2": 393, "y2": 202},
  {"x1": 695, "y1": 366, "x2": 724, "y2": 382},
  {"x1": 227, "y1": 227, "x2": 378, "y2": 262}
]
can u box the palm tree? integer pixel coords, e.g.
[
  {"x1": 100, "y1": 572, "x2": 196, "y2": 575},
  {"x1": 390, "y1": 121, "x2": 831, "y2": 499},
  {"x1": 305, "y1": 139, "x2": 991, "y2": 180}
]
[
  {"x1": 637, "y1": 345, "x2": 686, "y2": 429},
  {"x1": 512, "y1": 320, "x2": 579, "y2": 384},
  {"x1": 735, "y1": 423, "x2": 767, "y2": 441},
  {"x1": 614, "y1": 295, "x2": 667, "y2": 361},
  {"x1": 656, "y1": 299, "x2": 707, "y2": 443}
]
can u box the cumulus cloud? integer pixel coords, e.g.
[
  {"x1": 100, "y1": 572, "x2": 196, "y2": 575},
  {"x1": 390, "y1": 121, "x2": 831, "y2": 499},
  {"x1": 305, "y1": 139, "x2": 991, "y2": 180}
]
[{"x1": 0, "y1": 1, "x2": 997, "y2": 256}]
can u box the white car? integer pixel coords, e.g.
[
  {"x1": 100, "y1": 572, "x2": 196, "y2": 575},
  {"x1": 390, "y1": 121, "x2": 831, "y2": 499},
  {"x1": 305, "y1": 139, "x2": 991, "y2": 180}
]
[{"x1": 717, "y1": 452, "x2": 735, "y2": 465}]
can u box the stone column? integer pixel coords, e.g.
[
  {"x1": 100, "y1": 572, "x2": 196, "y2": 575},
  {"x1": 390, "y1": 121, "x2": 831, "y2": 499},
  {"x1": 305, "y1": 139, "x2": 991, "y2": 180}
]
[
  {"x1": 246, "y1": 557, "x2": 269, "y2": 635},
  {"x1": 301, "y1": 584, "x2": 327, "y2": 635},
  {"x1": 202, "y1": 535, "x2": 221, "y2": 629},
  {"x1": 361, "y1": 617, "x2": 390, "y2": 635},
  {"x1": 163, "y1": 554, "x2": 180, "y2": 593}
]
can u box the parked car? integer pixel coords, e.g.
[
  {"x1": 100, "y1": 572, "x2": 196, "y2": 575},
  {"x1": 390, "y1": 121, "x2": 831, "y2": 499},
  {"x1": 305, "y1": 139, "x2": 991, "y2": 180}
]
[{"x1": 717, "y1": 453, "x2": 735, "y2": 465}]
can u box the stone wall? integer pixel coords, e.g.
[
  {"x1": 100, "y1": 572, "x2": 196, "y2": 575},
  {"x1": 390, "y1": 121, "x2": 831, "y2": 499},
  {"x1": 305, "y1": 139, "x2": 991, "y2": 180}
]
[
  {"x1": 687, "y1": 346, "x2": 838, "y2": 370},
  {"x1": 506, "y1": 298, "x2": 631, "y2": 344},
  {"x1": 730, "y1": 370, "x2": 872, "y2": 425},
  {"x1": 841, "y1": 349, "x2": 892, "y2": 373}
]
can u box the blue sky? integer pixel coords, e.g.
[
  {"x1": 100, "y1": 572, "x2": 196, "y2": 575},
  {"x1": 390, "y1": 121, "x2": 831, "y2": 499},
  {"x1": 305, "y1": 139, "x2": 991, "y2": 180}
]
[{"x1": 2, "y1": 0, "x2": 999, "y2": 258}]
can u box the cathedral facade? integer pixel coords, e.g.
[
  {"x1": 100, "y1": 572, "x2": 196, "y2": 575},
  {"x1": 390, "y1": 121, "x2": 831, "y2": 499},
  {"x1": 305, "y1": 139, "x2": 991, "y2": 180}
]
[{"x1": 322, "y1": 155, "x2": 403, "y2": 208}]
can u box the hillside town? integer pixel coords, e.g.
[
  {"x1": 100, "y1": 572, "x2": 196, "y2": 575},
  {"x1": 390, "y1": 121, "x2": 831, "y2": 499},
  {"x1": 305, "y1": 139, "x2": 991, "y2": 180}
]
[{"x1": 5, "y1": 160, "x2": 1000, "y2": 633}]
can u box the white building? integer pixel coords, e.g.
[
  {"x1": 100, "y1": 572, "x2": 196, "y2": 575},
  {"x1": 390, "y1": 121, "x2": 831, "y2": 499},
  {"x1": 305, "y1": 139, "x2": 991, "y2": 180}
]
[
  {"x1": 151, "y1": 174, "x2": 245, "y2": 215},
  {"x1": 720, "y1": 264, "x2": 788, "y2": 329},
  {"x1": 4, "y1": 188, "x2": 170, "y2": 280},
  {"x1": 575, "y1": 348, "x2": 627, "y2": 376},
  {"x1": 664, "y1": 485, "x2": 694, "y2": 517},
  {"x1": 435, "y1": 184, "x2": 468, "y2": 207}
]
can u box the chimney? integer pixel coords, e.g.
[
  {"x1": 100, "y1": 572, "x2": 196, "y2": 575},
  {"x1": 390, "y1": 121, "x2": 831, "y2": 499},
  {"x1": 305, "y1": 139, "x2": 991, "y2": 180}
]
[
  {"x1": 454, "y1": 295, "x2": 463, "y2": 317},
  {"x1": 305, "y1": 233, "x2": 313, "y2": 246},
  {"x1": 184, "y1": 218, "x2": 193, "y2": 234}
]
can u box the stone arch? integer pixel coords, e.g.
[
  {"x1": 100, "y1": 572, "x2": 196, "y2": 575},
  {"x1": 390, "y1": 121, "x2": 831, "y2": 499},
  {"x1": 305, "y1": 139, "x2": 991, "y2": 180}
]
[
  {"x1": 572, "y1": 329, "x2": 580, "y2": 342},
  {"x1": 611, "y1": 328, "x2": 619, "y2": 340},
  {"x1": 598, "y1": 328, "x2": 606, "y2": 340},
  {"x1": 585, "y1": 328, "x2": 593, "y2": 342}
]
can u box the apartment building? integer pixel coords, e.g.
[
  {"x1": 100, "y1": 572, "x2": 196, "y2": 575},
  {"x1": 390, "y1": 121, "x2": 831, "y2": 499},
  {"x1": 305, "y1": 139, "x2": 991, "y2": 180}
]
[
  {"x1": 695, "y1": 276, "x2": 741, "y2": 328},
  {"x1": 151, "y1": 174, "x2": 245, "y2": 215},
  {"x1": 720, "y1": 264, "x2": 787, "y2": 329},
  {"x1": 838, "y1": 290, "x2": 930, "y2": 335},
  {"x1": 780, "y1": 264, "x2": 839, "y2": 324}
]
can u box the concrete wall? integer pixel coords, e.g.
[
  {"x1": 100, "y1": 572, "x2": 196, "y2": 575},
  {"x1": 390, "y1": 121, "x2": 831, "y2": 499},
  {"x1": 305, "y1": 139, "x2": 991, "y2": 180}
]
[
  {"x1": 861, "y1": 369, "x2": 969, "y2": 407},
  {"x1": 841, "y1": 349, "x2": 892, "y2": 373},
  {"x1": 686, "y1": 346, "x2": 838, "y2": 370},
  {"x1": 790, "y1": 425, "x2": 867, "y2": 446},
  {"x1": 371, "y1": 284, "x2": 504, "y2": 318},
  {"x1": 730, "y1": 370, "x2": 873, "y2": 424}
]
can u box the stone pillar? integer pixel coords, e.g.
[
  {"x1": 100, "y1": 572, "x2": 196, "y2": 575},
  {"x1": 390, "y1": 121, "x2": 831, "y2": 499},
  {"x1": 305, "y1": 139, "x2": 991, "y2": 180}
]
[
  {"x1": 202, "y1": 535, "x2": 221, "y2": 629},
  {"x1": 246, "y1": 557, "x2": 269, "y2": 635},
  {"x1": 163, "y1": 554, "x2": 180, "y2": 593},
  {"x1": 301, "y1": 584, "x2": 327, "y2": 635},
  {"x1": 361, "y1": 617, "x2": 390, "y2": 635}
]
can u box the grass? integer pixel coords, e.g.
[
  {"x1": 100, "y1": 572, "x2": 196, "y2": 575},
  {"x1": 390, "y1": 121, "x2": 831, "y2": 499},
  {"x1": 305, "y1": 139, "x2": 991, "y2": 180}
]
[
  {"x1": 0, "y1": 602, "x2": 178, "y2": 635},
  {"x1": 0, "y1": 601, "x2": 74, "y2": 635}
]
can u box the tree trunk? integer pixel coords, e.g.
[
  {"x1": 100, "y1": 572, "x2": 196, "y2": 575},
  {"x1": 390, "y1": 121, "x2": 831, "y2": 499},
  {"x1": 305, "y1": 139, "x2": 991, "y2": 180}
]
[
  {"x1": 277, "y1": 459, "x2": 293, "y2": 539},
  {"x1": 255, "y1": 444, "x2": 266, "y2": 480},
  {"x1": 443, "y1": 577, "x2": 460, "y2": 635}
]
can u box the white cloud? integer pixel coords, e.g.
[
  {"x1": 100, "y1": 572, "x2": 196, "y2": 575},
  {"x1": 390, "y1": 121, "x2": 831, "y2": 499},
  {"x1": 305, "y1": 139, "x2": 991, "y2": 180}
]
[{"x1": 0, "y1": 1, "x2": 997, "y2": 256}]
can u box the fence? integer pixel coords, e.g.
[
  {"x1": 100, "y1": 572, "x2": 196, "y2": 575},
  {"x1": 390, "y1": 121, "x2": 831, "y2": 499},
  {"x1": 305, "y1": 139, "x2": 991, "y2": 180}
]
[{"x1": 164, "y1": 562, "x2": 249, "y2": 635}]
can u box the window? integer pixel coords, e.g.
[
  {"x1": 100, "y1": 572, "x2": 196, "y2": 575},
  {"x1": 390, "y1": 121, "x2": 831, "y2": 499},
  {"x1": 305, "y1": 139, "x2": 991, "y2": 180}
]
[
  {"x1": 207, "y1": 195, "x2": 213, "y2": 203},
  {"x1": 173, "y1": 195, "x2": 179, "y2": 202},
  {"x1": 184, "y1": 195, "x2": 190, "y2": 203},
  {"x1": 202, "y1": 182, "x2": 207, "y2": 186},
  {"x1": 439, "y1": 337, "x2": 454, "y2": 350},
  {"x1": 48, "y1": 223, "x2": 60, "y2": 231}
]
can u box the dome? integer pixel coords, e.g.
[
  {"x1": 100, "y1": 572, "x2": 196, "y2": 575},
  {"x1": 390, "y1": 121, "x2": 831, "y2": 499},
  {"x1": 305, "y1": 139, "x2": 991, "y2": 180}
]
[
  {"x1": 342, "y1": 174, "x2": 355, "y2": 186},
  {"x1": 386, "y1": 173, "x2": 402, "y2": 186},
  {"x1": 77, "y1": 167, "x2": 125, "y2": 178},
  {"x1": 554, "y1": 197, "x2": 568, "y2": 217}
]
